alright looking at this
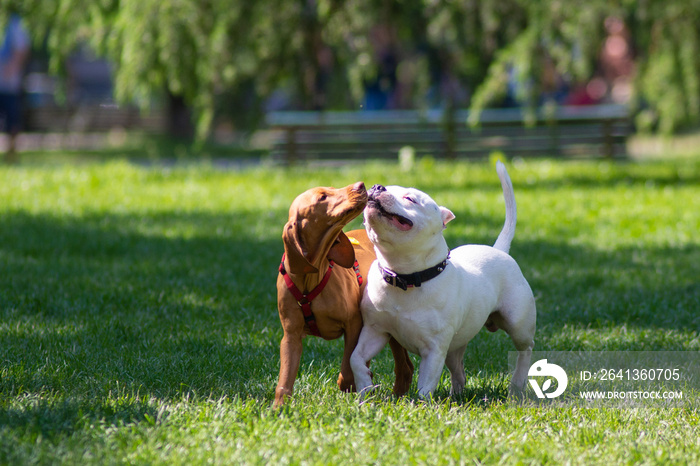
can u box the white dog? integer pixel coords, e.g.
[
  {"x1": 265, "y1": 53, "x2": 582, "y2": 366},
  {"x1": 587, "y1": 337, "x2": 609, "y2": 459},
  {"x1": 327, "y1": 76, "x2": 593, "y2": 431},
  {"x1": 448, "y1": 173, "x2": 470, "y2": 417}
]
[{"x1": 350, "y1": 162, "x2": 536, "y2": 399}]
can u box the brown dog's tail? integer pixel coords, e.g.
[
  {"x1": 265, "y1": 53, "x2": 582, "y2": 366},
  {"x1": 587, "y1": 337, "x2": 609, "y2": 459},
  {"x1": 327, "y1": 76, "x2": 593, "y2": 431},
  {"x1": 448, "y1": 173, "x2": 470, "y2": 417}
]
[{"x1": 493, "y1": 161, "x2": 517, "y2": 254}]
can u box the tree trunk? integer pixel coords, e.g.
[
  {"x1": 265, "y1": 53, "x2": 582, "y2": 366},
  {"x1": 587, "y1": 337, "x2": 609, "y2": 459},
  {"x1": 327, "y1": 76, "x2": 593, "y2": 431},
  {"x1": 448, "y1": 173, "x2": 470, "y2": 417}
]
[{"x1": 166, "y1": 92, "x2": 194, "y2": 140}]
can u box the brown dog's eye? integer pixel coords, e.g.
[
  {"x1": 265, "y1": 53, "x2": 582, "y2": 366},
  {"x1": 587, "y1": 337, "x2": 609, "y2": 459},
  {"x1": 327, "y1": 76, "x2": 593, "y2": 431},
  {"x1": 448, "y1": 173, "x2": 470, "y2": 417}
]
[{"x1": 319, "y1": 194, "x2": 327, "y2": 202}]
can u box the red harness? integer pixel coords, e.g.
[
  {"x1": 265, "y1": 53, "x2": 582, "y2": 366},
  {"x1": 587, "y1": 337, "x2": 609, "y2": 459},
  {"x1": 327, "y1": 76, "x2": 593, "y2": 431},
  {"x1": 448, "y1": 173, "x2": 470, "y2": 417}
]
[{"x1": 279, "y1": 254, "x2": 363, "y2": 337}]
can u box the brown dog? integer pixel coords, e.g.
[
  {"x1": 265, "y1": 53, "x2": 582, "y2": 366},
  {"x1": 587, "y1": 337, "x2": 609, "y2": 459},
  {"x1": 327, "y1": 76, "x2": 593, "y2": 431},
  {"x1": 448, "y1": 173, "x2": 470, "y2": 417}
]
[{"x1": 275, "y1": 182, "x2": 414, "y2": 406}]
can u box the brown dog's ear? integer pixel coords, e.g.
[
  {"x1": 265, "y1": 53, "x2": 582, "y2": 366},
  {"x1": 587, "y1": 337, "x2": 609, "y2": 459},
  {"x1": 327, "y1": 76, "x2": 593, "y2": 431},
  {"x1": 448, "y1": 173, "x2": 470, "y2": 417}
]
[
  {"x1": 282, "y1": 220, "x2": 319, "y2": 274},
  {"x1": 327, "y1": 231, "x2": 356, "y2": 268}
]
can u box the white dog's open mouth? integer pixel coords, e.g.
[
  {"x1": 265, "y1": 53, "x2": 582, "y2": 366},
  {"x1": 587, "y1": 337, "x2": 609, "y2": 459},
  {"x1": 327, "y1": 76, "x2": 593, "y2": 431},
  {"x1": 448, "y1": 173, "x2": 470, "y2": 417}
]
[{"x1": 369, "y1": 200, "x2": 413, "y2": 231}]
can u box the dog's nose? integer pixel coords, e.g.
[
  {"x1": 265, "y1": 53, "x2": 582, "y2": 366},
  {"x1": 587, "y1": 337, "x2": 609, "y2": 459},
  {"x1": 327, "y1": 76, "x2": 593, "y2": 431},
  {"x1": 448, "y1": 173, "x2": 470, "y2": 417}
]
[
  {"x1": 369, "y1": 184, "x2": 386, "y2": 198},
  {"x1": 352, "y1": 181, "x2": 366, "y2": 193}
]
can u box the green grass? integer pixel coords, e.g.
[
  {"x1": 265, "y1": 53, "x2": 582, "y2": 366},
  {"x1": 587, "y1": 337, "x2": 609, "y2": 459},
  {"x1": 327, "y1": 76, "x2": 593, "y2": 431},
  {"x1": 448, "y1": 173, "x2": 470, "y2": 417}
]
[{"x1": 1, "y1": 156, "x2": 699, "y2": 464}]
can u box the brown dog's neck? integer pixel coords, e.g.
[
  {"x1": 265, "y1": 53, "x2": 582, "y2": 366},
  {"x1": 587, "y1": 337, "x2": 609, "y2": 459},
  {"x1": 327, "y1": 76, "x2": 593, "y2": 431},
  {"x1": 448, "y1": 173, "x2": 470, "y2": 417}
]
[{"x1": 283, "y1": 256, "x2": 331, "y2": 293}]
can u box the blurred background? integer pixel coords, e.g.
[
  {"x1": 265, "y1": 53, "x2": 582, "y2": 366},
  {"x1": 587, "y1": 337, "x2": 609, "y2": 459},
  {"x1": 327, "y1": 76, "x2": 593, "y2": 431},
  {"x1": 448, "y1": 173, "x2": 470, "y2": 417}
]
[{"x1": 1, "y1": 1, "x2": 698, "y2": 161}]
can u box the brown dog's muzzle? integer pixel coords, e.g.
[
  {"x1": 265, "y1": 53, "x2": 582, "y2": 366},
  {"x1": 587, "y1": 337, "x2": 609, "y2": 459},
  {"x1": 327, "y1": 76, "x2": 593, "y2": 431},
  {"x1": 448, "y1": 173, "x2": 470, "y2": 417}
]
[
  {"x1": 352, "y1": 181, "x2": 366, "y2": 193},
  {"x1": 349, "y1": 182, "x2": 367, "y2": 202}
]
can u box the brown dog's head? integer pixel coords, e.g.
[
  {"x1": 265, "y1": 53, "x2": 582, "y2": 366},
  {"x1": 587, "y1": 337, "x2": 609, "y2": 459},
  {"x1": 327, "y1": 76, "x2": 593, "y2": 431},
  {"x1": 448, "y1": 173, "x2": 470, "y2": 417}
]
[{"x1": 283, "y1": 182, "x2": 367, "y2": 274}]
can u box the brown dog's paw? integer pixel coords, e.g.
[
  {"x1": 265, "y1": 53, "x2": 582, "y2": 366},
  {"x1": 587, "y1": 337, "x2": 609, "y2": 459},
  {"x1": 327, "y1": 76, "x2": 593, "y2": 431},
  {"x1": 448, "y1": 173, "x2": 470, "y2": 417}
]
[
  {"x1": 337, "y1": 373, "x2": 356, "y2": 393},
  {"x1": 393, "y1": 377, "x2": 412, "y2": 397},
  {"x1": 274, "y1": 387, "x2": 292, "y2": 407}
]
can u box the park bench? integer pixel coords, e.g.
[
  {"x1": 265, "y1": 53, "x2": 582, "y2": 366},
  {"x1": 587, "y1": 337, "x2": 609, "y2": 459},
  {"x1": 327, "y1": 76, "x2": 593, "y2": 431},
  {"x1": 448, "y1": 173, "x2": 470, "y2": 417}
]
[{"x1": 266, "y1": 104, "x2": 631, "y2": 163}]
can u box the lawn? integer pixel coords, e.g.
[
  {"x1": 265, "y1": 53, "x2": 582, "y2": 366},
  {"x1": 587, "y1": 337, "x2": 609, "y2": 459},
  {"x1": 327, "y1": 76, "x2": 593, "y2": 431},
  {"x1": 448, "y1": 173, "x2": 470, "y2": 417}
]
[{"x1": 1, "y1": 156, "x2": 699, "y2": 464}]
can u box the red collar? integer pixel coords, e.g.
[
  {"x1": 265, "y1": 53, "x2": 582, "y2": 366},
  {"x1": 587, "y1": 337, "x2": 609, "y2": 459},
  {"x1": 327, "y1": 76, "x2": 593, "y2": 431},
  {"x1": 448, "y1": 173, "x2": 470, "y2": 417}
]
[{"x1": 279, "y1": 254, "x2": 363, "y2": 338}]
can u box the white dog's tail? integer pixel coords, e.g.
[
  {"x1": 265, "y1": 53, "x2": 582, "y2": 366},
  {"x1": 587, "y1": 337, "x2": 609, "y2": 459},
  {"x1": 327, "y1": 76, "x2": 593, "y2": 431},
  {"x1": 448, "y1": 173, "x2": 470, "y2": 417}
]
[{"x1": 493, "y1": 161, "x2": 517, "y2": 254}]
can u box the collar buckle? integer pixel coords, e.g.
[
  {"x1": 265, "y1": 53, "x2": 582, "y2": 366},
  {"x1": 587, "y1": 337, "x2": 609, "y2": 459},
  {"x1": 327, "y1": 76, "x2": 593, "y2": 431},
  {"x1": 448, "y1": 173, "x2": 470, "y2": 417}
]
[{"x1": 382, "y1": 268, "x2": 408, "y2": 291}]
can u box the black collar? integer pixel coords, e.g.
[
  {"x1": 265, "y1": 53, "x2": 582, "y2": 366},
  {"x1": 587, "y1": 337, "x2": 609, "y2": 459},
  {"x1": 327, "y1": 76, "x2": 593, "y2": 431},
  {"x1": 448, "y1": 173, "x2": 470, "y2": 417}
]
[{"x1": 379, "y1": 253, "x2": 450, "y2": 291}]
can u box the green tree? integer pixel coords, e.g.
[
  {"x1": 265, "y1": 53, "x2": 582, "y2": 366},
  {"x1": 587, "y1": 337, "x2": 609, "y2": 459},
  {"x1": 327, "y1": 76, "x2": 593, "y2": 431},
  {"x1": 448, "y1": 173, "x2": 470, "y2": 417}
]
[
  {"x1": 3, "y1": 0, "x2": 700, "y2": 138},
  {"x1": 469, "y1": 0, "x2": 700, "y2": 133},
  {"x1": 3, "y1": 0, "x2": 355, "y2": 138}
]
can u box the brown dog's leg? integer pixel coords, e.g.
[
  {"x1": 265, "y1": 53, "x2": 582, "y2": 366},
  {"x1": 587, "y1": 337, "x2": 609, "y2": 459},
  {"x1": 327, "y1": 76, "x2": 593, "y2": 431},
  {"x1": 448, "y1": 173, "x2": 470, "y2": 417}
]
[
  {"x1": 389, "y1": 337, "x2": 414, "y2": 396},
  {"x1": 337, "y1": 313, "x2": 363, "y2": 392},
  {"x1": 274, "y1": 331, "x2": 304, "y2": 407}
]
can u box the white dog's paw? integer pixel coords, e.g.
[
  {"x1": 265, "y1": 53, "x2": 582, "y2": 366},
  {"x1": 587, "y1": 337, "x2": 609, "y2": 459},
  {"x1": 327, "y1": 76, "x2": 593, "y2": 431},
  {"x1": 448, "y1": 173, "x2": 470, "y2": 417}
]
[
  {"x1": 358, "y1": 384, "x2": 381, "y2": 404},
  {"x1": 508, "y1": 381, "x2": 528, "y2": 401}
]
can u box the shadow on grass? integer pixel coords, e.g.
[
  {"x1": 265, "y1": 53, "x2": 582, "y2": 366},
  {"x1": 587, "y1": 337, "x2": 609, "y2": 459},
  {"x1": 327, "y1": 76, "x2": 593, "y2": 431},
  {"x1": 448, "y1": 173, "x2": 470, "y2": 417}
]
[
  {"x1": 0, "y1": 395, "x2": 160, "y2": 441},
  {"x1": 0, "y1": 210, "x2": 285, "y2": 401}
]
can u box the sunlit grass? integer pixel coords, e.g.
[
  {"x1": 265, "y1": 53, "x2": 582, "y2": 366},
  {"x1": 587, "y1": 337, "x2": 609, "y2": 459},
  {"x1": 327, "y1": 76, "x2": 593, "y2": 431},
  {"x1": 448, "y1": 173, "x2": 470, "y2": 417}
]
[{"x1": 1, "y1": 156, "x2": 699, "y2": 464}]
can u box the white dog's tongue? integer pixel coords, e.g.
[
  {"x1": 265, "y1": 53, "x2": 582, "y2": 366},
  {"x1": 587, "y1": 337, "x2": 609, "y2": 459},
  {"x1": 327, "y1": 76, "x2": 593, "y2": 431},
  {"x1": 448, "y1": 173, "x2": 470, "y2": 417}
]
[{"x1": 388, "y1": 214, "x2": 412, "y2": 231}]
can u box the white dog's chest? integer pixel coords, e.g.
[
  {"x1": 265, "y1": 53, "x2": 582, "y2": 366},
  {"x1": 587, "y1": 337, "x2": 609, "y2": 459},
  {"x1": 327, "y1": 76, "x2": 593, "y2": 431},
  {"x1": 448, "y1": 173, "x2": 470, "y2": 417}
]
[{"x1": 362, "y1": 253, "x2": 505, "y2": 353}]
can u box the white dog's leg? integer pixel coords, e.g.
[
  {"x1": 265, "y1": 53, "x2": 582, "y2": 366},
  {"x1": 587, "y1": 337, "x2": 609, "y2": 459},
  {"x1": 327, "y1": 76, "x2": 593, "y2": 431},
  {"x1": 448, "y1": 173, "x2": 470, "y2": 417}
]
[
  {"x1": 350, "y1": 326, "x2": 390, "y2": 397},
  {"x1": 500, "y1": 301, "x2": 536, "y2": 392},
  {"x1": 416, "y1": 349, "x2": 449, "y2": 399},
  {"x1": 445, "y1": 345, "x2": 467, "y2": 395},
  {"x1": 512, "y1": 346, "x2": 533, "y2": 391},
  {"x1": 511, "y1": 323, "x2": 535, "y2": 391}
]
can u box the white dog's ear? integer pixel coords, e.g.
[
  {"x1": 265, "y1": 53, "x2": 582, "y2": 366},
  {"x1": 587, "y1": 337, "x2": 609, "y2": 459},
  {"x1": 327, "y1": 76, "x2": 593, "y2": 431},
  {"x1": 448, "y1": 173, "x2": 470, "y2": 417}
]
[{"x1": 440, "y1": 207, "x2": 455, "y2": 228}]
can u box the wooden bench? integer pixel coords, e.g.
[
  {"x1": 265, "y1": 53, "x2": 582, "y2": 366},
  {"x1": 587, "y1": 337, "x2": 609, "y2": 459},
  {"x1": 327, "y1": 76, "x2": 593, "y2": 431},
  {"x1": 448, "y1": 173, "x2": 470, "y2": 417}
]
[{"x1": 266, "y1": 104, "x2": 631, "y2": 163}]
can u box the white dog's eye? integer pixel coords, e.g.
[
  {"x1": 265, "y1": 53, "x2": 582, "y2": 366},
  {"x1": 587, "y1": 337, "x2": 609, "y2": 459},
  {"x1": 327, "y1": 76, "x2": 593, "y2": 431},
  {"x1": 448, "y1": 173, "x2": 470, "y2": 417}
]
[{"x1": 404, "y1": 195, "x2": 416, "y2": 204}]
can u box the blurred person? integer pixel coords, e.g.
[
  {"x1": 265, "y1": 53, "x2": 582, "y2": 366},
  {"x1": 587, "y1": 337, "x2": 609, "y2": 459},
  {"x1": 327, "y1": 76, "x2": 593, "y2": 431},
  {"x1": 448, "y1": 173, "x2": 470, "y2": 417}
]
[
  {"x1": 0, "y1": 13, "x2": 30, "y2": 164},
  {"x1": 600, "y1": 17, "x2": 635, "y2": 104},
  {"x1": 363, "y1": 25, "x2": 399, "y2": 110}
]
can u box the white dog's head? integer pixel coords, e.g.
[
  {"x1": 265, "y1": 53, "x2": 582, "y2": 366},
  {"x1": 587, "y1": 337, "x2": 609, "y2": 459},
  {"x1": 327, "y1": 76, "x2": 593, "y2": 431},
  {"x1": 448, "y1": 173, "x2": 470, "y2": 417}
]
[{"x1": 364, "y1": 184, "x2": 454, "y2": 271}]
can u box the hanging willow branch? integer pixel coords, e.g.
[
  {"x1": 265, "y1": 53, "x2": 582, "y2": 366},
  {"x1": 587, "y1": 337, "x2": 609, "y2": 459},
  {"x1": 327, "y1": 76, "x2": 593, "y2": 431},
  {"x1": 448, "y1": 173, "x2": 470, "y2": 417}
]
[{"x1": 3, "y1": 0, "x2": 700, "y2": 137}]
